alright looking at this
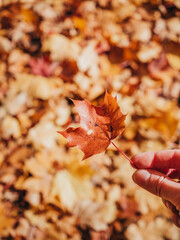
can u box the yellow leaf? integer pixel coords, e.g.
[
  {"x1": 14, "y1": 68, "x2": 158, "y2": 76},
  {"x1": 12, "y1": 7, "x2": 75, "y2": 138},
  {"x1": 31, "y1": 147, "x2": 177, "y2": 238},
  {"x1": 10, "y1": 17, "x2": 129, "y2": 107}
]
[
  {"x1": 50, "y1": 170, "x2": 94, "y2": 211},
  {"x1": 166, "y1": 53, "x2": 180, "y2": 70},
  {"x1": 0, "y1": 205, "x2": 15, "y2": 231},
  {"x1": 21, "y1": 8, "x2": 39, "y2": 24},
  {"x1": 73, "y1": 16, "x2": 86, "y2": 31}
]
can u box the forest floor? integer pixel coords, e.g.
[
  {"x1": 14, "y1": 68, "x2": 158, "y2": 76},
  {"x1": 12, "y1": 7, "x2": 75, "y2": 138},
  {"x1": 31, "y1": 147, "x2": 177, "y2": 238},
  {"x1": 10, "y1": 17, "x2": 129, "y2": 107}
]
[{"x1": 0, "y1": 0, "x2": 180, "y2": 239}]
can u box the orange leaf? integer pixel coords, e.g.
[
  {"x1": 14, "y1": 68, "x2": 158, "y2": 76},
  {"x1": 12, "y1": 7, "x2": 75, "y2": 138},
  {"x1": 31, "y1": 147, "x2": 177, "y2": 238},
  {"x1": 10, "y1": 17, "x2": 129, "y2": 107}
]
[
  {"x1": 21, "y1": 8, "x2": 39, "y2": 24},
  {"x1": 58, "y1": 92, "x2": 126, "y2": 160},
  {"x1": 73, "y1": 16, "x2": 86, "y2": 32}
]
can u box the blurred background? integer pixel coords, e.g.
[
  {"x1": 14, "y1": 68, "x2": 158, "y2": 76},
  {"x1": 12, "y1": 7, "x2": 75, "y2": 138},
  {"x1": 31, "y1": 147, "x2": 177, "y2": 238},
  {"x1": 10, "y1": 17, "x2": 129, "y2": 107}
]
[{"x1": 0, "y1": 0, "x2": 180, "y2": 239}]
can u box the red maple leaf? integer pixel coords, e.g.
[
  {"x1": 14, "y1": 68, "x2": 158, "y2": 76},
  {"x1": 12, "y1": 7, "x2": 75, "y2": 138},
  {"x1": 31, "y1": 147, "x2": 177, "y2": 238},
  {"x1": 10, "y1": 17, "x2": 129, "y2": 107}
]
[
  {"x1": 29, "y1": 56, "x2": 58, "y2": 77},
  {"x1": 58, "y1": 92, "x2": 132, "y2": 162}
]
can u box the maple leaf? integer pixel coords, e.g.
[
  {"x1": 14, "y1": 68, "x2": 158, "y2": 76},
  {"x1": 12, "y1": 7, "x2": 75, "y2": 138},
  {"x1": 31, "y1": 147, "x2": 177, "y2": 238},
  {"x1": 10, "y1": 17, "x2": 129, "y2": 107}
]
[
  {"x1": 29, "y1": 56, "x2": 58, "y2": 77},
  {"x1": 58, "y1": 92, "x2": 127, "y2": 160}
]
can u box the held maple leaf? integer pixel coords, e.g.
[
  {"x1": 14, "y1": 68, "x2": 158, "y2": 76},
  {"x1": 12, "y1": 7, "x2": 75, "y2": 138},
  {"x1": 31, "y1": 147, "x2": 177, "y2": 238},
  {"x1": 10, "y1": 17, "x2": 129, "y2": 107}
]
[{"x1": 58, "y1": 92, "x2": 127, "y2": 160}]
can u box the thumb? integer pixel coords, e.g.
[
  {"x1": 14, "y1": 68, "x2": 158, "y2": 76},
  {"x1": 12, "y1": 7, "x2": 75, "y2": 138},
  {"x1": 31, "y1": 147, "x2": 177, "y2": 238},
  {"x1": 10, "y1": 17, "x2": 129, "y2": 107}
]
[{"x1": 132, "y1": 169, "x2": 180, "y2": 203}]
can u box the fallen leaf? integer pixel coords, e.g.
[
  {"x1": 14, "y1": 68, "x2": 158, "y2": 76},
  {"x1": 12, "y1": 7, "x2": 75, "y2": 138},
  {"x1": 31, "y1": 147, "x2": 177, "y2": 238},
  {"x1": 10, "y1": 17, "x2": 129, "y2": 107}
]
[
  {"x1": 148, "y1": 52, "x2": 169, "y2": 79},
  {"x1": 29, "y1": 56, "x2": 58, "y2": 77},
  {"x1": 73, "y1": 16, "x2": 86, "y2": 32},
  {"x1": 50, "y1": 169, "x2": 93, "y2": 211},
  {"x1": 28, "y1": 117, "x2": 59, "y2": 150},
  {"x1": 137, "y1": 42, "x2": 162, "y2": 63},
  {"x1": 73, "y1": 199, "x2": 116, "y2": 231},
  {"x1": 125, "y1": 217, "x2": 180, "y2": 240},
  {"x1": 166, "y1": 53, "x2": 180, "y2": 70},
  {"x1": 9, "y1": 73, "x2": 55, "y2": 100},
  {"x1": 60, "y1": 59, "x2": 78, "y2": 82},
  {"x1": 0, "y1": 205, "x2": 15, "y2": 232},
  {"x1": 0, "y1": 36, "x2": 13, "y2": 53},
  {"x1": 1, "y1": 1, "x2": 180, "y2": 238},
  {"x1": 42, "y1": 34, "x2": 80, "y2": 62},
  {"x1": 33, "y1": 2, "x2": 57, "y2": 19},
  {"x1": 117, "y1": 195, "x2": 139, "y2": 220},
  {"x1": 58, "y1": 92, "x2": 126, "y2": 160},
  {"x1": 21, "y1": 7, "x2": 39, "y2": 24},
  {"x1": 2, "y1": 115, "x2": 21, "y2": 139},
  {"x1": 77, "y1": 41, "x2": 99, "y2": 78}
]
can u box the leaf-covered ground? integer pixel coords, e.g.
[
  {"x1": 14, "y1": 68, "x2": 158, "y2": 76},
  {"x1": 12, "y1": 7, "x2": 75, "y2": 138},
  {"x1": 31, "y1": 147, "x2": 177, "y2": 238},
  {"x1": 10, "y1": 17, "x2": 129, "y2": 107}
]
[{"x1": 0, "y1": 0, "x2": 180, "y2": 239}]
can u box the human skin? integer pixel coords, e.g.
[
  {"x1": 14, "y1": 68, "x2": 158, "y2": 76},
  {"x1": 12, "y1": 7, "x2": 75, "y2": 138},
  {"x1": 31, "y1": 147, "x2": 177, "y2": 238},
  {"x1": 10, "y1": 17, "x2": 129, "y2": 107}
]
[{"x1": 131, "y1": 150, "x2": 180, "y2": 227}]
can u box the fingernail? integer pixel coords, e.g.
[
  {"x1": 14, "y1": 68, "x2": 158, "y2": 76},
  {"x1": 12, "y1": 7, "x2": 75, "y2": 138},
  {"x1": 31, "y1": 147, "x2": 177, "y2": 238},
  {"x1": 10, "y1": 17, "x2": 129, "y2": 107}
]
[
  {"x1": 133, "y1": 170, "x2": 150, "y2": 185},
  {"x1": 130, "y1": 162, "x2": 137, "y2": 169}
]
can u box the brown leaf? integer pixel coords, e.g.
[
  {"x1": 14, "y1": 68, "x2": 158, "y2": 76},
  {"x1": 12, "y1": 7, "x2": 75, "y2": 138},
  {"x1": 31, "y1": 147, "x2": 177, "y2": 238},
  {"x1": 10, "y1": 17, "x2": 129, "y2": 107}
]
[{"x1": 58, "y1": 92, "x2": 126, "y2": 160}]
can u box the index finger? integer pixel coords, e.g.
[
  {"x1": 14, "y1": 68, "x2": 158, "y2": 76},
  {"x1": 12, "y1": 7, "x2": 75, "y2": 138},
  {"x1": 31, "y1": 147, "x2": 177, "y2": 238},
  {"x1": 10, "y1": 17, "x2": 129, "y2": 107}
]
[{"x1": 131, "y1": 150, "x2": 180, "y2": 170}]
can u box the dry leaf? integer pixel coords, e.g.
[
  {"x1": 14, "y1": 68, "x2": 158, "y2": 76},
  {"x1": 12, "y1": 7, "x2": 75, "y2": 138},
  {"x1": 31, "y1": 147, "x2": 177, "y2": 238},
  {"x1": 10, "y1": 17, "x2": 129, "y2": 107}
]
[
  {"x1": 29, "y1": 56, "x2": 58, "y2": 77},
  {"x1": 59, "y1": 92, "x2": 126, "y2": 160},
  {"x1": 42, "y1": 34, "x2": 80, "y2": 62},
  {"x1": 73, "y1": 199, "x2": 116, "y2": 231},
  {"x1": 50, "y1": 170, "x2": 93, "y2": 211},
  {"x1": 0, "y1": 1, "x2": 180, "y2": 239}
]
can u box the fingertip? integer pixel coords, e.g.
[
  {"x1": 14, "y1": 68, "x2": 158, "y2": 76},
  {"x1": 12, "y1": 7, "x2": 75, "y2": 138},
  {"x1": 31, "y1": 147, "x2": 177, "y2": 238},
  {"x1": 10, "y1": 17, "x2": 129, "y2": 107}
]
[
  {"x1": 134, "y1": 150, "x2": 180, "y2": 170},
  {"x1": 131, "y1": 152, "x2": 155, "y2": 168},
  {"x1": 130, "y1": 161, "x2": 137, "y2": 169},
  {"x1": 133, "y1": 169, "x2": 180, "y2": 200},
  {"x1": 132, "y1": 169, "x2": 151, "y2": 186}
]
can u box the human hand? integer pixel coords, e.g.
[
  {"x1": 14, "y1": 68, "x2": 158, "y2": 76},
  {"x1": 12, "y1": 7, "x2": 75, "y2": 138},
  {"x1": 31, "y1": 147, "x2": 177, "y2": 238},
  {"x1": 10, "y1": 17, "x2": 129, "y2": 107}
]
[{"x1": 131, "y1": 150, "x2": 180, "y2": 227}]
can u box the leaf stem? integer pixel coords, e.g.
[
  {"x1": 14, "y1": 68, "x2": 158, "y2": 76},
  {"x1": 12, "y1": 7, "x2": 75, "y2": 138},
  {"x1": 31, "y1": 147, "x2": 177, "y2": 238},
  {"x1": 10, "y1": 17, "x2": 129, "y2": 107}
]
[{"x1": 110, "y1": 140, "x2": 135, "y2": 167}]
